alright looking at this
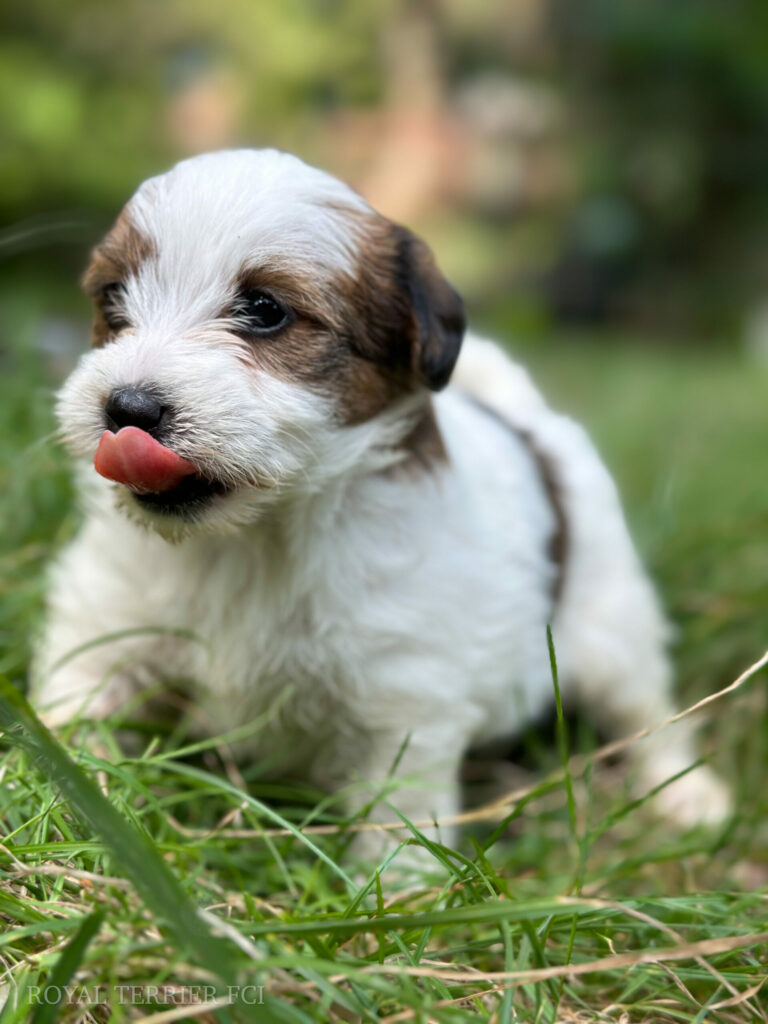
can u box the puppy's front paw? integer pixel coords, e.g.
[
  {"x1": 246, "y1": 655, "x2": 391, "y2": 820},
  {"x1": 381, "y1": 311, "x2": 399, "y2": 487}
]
[{"x1": 651, "y1": 765, "x2": 732, "y2": 828}]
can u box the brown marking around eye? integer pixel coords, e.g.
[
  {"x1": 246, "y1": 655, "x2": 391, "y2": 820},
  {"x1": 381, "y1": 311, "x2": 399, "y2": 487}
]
[
  {"x1": 233, "y1": 221, "x2": 414, "y2": 403},
  {"x1": 82, "y1": 208, "x2": 154, "y2": 347},
  {"x1": 231, "y1": 256, "x2": 415, "y2": 426},
  {"x1": 232, "y1": 266, "x2": 345, "y2": 332},
  {"x1": 231, "y1": 206, "x2": 459, "y2": 471}
]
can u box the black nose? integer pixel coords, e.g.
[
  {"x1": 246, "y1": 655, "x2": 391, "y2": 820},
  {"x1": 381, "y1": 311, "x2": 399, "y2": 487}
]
[{"x1": 104, "y1": 387, "x2": 166, "y2": 434}]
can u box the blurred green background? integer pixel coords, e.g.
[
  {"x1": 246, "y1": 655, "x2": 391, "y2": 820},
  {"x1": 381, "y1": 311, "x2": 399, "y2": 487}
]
[
  {"x1": 1, "y1": 0, "x2": 767, "y2": 713},
  {"x1": 2, "y1": 0, "x2": 768, "y2": 337}
]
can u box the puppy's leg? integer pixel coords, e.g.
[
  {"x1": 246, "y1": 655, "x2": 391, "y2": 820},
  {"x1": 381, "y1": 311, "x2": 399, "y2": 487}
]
[
  {"x1": 31, "y1": 532, "x2": 188, "y2": 730},
  {"x1": 32, "y1": 615, "x2": 153, "y2": 729},
  {"x1": 551, "y1": 486, "x2": 731, "y2": 827},
  {"x1": 563, "y1": 626, "x2": 730, "y2": 825},
  {"x1": 321, "y1": 724, "x2": 466, "y2": 868}
]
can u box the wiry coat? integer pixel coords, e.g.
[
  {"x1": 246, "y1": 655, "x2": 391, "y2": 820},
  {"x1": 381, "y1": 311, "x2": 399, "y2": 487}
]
[{"x1": 33, "y1": 150, "x2": 729, "y2": 861}]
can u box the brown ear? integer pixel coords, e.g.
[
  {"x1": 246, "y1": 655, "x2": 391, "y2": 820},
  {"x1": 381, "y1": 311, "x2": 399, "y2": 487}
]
[
  {"x1": 393, "y1": 226, "x2": 466, "y2": 391},
  {"x1": 348, "y1": 218, "x2": 465, "y2": 393}
]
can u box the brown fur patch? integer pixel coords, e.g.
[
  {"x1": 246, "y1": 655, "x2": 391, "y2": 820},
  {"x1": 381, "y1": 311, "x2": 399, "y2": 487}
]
[
  {"x1": 520, "y1": 431, "x2": 568, "y2": 603},
  {"x1": 341, "y1": 212, "x2": 465, "y2": 393},
  {"x1": 231, "y1": 263, "x2": 411, "y2": 426},
  {"x1": 397, "y1": 403, "x2": 448, "y2": 472},
  {"x1": 82, "y1": 208, "x2": 154, "y2": 347},
  {"x1": 230, "y1": 208, "x2": 463, "y2": 448},
  {"x1": 462, "y1": 396, "x2": 569, "y2": 605}
]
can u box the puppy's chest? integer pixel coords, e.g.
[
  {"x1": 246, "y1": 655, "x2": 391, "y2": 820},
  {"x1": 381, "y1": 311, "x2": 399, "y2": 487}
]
[{"x1": 174, "y1": 545, "x2": 360, "y2": 730}]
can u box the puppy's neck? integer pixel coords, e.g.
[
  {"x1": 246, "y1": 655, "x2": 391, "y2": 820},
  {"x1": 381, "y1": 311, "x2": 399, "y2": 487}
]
[
  {"x1": 389, "y1": 401, "x2": 446, "y2": 476},
  {"x1": 345, "y1": 391, "x2": 446, "y2": 476},
  {"x1": 242, "y1": 393, "x2": 446, "y2": 542}
]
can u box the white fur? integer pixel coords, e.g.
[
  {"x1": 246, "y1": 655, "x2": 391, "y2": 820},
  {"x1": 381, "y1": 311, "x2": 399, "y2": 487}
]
[{"x1": 33, "y1": 150, "x2": 729, "y2": 864}]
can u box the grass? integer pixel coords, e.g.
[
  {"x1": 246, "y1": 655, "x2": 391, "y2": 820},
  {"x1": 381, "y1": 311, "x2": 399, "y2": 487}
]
[{"x1": 1, "y1": 302, "x2": 768, "y2": 1021}]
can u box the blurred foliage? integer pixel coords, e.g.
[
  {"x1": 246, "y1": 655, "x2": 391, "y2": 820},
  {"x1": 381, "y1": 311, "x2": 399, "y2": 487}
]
[
  {"x1": 0, "y1": 0, "x2": 386, "y2": 217},
  {"x1": 0, "y1": 0, "x2": 766, "y2": 337},
  {"x1": 549, "y1": 0, "x2": 768, "y2": 332}
]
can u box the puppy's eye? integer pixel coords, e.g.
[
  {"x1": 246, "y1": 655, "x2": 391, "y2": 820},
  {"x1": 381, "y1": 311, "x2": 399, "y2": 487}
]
[
  {"x1": 99, "y1": 283, "x2": 130, "y2": 332},
  {"x1": 234, "y1": 290, "x2": 291, "y2": 336}
]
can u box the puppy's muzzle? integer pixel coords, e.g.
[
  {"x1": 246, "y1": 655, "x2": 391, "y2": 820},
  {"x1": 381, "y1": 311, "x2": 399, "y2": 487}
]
[{"x1": 97, "y1": 385, "x2": 230, "y2": 517}]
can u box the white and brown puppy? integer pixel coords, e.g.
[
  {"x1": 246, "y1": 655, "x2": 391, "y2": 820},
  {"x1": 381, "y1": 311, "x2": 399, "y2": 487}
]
[{"x1": 33, "y1": 149, "x2": 729, "y2": 861}]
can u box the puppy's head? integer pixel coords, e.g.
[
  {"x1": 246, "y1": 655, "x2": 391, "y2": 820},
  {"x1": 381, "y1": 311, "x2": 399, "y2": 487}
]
[{"x1": 58, "y1": 149, "x2": 465, "y2": 536}]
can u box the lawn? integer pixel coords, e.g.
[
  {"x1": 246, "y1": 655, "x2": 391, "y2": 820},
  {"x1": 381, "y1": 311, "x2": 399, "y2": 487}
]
[{"x1": 1, "y1": 305, "x2": 767, "y2": 1022}]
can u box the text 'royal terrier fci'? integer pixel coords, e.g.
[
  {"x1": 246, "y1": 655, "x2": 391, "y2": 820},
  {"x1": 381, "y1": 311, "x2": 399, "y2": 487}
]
[{"x1": 33, "y1": 150, "x2": 729, "y2": 863}]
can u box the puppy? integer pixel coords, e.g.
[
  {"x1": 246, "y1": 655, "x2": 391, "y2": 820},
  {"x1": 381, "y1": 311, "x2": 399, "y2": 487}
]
[{"x1": 33, "y1": 149, "x2": 729, "y2": 861}]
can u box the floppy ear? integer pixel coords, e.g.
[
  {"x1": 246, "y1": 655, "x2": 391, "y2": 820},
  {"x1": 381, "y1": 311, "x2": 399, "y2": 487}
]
[
  {"x1": 348, "y1": 218, "x2": 465, "y2": 393},
  {"x1": 393, "y1": 226, "x2": 466, "y2": 391}
]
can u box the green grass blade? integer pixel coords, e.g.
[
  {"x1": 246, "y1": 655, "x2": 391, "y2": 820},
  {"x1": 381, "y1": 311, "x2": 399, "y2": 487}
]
[
  {"x1": 152, "y1": 758, "x2": 357, "y2": 890},
  {"x1": 30, "y1": 909, "x2": 104, "y2": 1024},
  {"x1": 547, "y1": 625, "x2": 576, "y2": 840},
  {"x1": 47, "y1": 626, "x2": 203, "y2": 675},
  {"x1": 242, "y1": 895, "x2": 612, "y2": 939},
  {"x1": 0, "y1": 676, "x2": 277, "y2": 1024}
]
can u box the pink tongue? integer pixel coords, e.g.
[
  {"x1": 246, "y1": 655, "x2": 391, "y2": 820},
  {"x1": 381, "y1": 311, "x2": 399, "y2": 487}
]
[{"x1": 94, "y1": 427, "x2": 197, "y2": 494}]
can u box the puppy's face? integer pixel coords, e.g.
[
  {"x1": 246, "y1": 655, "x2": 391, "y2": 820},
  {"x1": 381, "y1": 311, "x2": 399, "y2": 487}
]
[{"x1": 58, "y1": 150, "x2": 464, "y2": 537}]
